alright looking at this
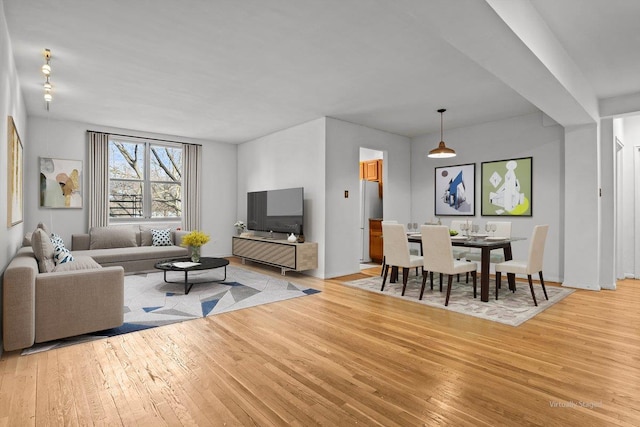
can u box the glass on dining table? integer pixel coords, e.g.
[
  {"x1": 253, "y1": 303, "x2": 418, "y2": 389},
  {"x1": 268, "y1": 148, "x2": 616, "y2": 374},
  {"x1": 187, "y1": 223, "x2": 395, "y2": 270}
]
[
  {"x1": 412, "y1": 222, "x2": 418, "y2": 232},
  {"x1": 472, "y1": 224, "x2": 479, "y2": 235}
]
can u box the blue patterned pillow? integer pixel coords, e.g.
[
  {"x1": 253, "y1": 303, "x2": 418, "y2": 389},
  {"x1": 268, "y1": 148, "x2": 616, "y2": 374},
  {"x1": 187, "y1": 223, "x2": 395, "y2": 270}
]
[
  {"x1": 152, "y1": 229, "x2": 172, "y2": 246},
  {"x1": 50, "y1": 233, "x2": 65, "y2": 248},
  {"x1": 53, "y1": 244, "x2": 74, "y2": 265}
]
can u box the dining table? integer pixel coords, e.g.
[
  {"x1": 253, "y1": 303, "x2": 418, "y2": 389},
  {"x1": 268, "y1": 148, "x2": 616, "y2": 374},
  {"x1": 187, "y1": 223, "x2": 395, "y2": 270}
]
[{"x1": 407, "y1": 233, "x2": 526, "y2": 302}]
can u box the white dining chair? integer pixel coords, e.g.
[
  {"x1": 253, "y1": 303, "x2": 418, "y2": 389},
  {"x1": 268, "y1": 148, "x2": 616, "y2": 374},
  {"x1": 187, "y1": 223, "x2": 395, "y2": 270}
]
[
  {"x1": 465, "y1": 221, "x2": 512, "y2": 264},
  {"x1": 381, "y1": 223, "x2": 423, "y2": 296},
  {"x1": 450, "y1": 219, "x2": 472, "y2": 281},
  {"x1": 419, "y1": 225, "x2": 477, "y2": 306},
  {"x1": 449, "y1": 220, "x2": 471, "y2": 260},
  {"x1": 495, "y1": 224, "x2": 549, "y2": 306},
  {"x1": 379, "y1": 220, "x2": 398, "y2": 277}
]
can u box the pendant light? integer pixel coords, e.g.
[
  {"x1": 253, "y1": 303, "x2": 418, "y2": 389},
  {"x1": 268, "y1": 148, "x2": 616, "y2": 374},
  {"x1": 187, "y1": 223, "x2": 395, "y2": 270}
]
[
  {"x1": 428, "y1": 108, "x2": 456, "y2": 158},
  {"x1": 42, "y1": 48, "x2": 52, "y2": 110}
]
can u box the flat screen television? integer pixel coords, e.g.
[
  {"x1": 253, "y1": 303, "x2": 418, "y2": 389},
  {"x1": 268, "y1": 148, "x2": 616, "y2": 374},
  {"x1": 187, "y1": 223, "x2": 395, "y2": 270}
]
[{"x1": 247, "y1": 187, "x2": 304, "y2": 234}]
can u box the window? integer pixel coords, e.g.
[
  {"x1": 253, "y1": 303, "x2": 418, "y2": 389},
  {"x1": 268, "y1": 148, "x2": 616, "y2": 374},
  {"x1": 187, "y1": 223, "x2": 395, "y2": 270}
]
[{"x1": 108, "y1": 138, "x2": 182, "y2": 220}]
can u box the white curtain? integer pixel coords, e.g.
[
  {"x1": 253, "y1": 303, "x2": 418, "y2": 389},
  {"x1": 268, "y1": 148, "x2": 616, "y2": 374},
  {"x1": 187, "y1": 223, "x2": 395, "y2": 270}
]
[
  {"x1": 87, "y1": 131, "x2": 110, "y2": 228},
  {"x1": 182, "y1": 143, "x2": 202, "y2": 230}
]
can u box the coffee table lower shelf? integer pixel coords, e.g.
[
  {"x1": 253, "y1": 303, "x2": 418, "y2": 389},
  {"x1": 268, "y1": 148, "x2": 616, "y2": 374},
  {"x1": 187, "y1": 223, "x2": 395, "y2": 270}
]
[{"x1": 155, "y1": 257, "x2": 230, "y2": 294}]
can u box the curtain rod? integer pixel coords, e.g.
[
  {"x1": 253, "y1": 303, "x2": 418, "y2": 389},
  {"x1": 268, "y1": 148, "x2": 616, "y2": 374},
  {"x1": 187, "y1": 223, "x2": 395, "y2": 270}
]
[{"x1": 86, "y1": 130, "x2": 202, "y2": 146}]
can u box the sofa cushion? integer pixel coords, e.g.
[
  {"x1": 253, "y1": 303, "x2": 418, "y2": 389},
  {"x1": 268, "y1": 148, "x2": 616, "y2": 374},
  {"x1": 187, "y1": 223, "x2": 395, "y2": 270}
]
[
  {"x1": 52, "y1": 255, "x2": 102, "y2": 272},
  {"x1": 31, "y1": 228, "x2": 55, "y2": 273},
  {"x1": 23, "y1": 232, "x2": 33, "y2": 247},
  {"x1": 152, "y1": 228, "x2": 172, "y2": 246},
  {"x1": 53, "y1": 245, "x2": 74, "y2": 265},
  {"x1": 37, "y1": 222, "x2": 51, "y2": 235},
  {"x1": 90, "y1": 226, "x2": 137, "y2": 249},
  {"x1": 74, "y1": 246, "x2": 188, "y2": 265}
]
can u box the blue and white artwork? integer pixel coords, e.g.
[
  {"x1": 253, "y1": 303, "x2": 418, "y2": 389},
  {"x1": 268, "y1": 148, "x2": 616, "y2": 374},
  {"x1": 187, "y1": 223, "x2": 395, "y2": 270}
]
[{"x1": 434, "y1": 163, "x2": 475, "y2": 216}]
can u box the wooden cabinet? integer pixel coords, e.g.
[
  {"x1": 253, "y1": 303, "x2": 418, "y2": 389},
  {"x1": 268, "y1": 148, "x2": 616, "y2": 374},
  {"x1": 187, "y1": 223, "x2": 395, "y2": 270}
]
[
  {"x1": 360, "y1": 159, "x2": 384, "y2": 197},
  {"x1": 232, "y1": 236, "x2": 318, "y2": 275},
  {"x1": 369, "y1": 218, "x2": 383, "y2": 264},
  {"x1": 363, "y1": 160, "x2": 379, "y2": 181}
]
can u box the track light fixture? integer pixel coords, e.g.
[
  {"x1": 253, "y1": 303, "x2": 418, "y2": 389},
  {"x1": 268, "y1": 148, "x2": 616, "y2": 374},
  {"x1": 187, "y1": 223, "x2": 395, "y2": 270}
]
[
  {"x1": 428, "y1": 108, "x2": 456, "y2": 159},
  {"x1": 42, "y1": 48, "x2": 52, "y2": 110}
]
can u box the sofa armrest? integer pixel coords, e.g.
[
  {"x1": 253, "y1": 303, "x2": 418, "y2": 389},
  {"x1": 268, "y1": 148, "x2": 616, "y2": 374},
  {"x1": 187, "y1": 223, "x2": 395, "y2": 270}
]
[
  {"x1": 35, "y1": 266, "x2": 125, "y2": 343},
  {"x1": 174, "y1": 229, "x2": 189, "y2": 246},
  {"x1": 72, "y1": 233, "x2": 91, "y2": 250},
  {"x1": 2, "y1": 251, "x2": 38, "y2": 351}
]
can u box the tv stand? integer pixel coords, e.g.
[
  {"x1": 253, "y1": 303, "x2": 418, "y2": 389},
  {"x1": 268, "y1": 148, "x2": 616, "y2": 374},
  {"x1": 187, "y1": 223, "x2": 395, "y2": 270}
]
[{"x1": 232, "y1": 236, "x2": 318, "y2": 275}]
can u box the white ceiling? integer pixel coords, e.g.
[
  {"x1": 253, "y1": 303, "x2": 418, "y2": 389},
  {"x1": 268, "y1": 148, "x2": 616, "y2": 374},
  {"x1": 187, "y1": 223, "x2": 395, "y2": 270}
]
[{"x1": 3, "y1": 0, "x2": 640, "y2": 143}]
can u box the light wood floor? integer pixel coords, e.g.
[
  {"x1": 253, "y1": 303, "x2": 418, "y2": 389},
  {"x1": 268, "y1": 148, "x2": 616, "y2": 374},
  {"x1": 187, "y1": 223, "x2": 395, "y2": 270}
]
[{"x1": 1, "y1": 259, "x2": 639, "y2": 426}]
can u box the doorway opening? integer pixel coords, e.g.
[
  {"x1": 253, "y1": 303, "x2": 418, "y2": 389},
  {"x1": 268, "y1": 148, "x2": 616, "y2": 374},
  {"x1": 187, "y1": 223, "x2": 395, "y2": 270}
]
[{"x1": 359, "y1": 147, "x2": 384, "y2": 270}]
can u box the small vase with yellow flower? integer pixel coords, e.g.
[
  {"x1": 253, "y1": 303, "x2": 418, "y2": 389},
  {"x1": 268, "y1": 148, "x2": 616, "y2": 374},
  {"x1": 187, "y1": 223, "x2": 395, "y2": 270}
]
[{"x1": 181, "y1": 230, "x2": 210, "y2": 262}]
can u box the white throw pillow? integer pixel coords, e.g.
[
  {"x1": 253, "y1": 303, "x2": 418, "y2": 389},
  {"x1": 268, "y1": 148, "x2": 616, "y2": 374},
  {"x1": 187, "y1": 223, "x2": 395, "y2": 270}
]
[
  {"x1": 50, "y1": 233, "x2": 65, "y2": 248},
  {"x1": 152, "y1": 229, "x2": 172, "y2": 246},
  {"x1": 53, "y1": 244, "x2": 74, "y2": 265}
]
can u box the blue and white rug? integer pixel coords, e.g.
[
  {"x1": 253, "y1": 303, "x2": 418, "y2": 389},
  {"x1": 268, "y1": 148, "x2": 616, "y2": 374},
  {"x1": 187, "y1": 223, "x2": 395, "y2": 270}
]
[{"x1": 22, "y1": 265, "x2": 320, "y2": 355}]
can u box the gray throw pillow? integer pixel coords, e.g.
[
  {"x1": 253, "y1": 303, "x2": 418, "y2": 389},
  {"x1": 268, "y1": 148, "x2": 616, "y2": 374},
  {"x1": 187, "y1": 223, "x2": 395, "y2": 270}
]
[
  {"x1": 90, "y1": 226, "x2": 138, "y2": 249},
  {"x1": 31, "y1": 228, "x2": 55, "y2": 273},
  {"x1": 37, "y1": 222, "x2": 51, "y2": 235}
]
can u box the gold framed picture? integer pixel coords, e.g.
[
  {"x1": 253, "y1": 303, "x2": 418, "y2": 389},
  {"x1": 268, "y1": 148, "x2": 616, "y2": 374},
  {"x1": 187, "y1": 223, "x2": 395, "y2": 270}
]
[{"x1": 7, "y1": 116, "x2": 23, "y2": 227}]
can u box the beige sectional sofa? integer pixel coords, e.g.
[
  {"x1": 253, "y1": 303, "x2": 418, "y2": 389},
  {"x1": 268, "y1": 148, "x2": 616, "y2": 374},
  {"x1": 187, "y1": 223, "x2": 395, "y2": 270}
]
[
  {"x1": 3, "y1": 224, "x2": 190, "y2": 351},
  {"x1": 3, "y1": 228, "x2": 124, "y2": 352},
  {"x1": 72, "y1": 225, "x2": 190, "y2": 273}
]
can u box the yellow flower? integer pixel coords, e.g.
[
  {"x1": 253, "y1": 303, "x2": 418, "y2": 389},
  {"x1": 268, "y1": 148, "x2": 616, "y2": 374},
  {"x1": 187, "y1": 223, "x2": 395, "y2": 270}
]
[{"x1": 181, "y1": 230, "x2": 210, "y2": 247}]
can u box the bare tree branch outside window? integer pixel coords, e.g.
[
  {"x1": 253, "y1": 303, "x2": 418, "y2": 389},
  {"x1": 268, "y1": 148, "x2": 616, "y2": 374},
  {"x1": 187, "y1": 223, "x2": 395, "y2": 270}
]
[{"x1": 108, "y1": 140, "x2": 182, "y2": 219}]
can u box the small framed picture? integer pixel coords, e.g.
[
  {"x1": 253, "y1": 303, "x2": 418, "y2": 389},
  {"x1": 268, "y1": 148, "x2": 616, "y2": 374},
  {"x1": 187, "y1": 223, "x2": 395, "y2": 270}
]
[
  {"x1": 434, "y1": 163, "x2": 475, "y2": 216},
  {"x1": 481, "y1": 157, "x2": 532, "y2": 216}
]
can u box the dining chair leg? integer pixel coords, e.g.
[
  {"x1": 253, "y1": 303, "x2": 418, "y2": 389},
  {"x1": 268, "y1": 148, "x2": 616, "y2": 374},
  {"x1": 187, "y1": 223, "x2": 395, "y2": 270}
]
[
  {"x1": 439, "y1": 273, "x2": 444, "y2": 292},
  {"x1": 429, "y1": 271, "x2": 434, "y2": 291},
  {"x1": 527, "y1": 274, "x2": 538, "y2": 306},
  {"x1": 380, "y1": 256, "x2": 386, "y2": 277},
  {"x1": 401, "y1": 268, "x2": 409, "y2": 296},
  {"x1": 420, "y1": 271, "x2": 428, "y2": 300},
  {"x1": 495, "y1": 272, "x2": 501, "y2": 300},
  {"x1": 381, "y1": 265, "x2": 390, "y2": 291},
  {"x1": 472, "y1": 271, "x2": 477, "y2": 298},
  {"x1": 539, "y1": 271, "x2": 548, "y2": 300},
  {"x1": 415, "y1": 267, "x2": 419, "y2": 276},
  {"x1": 444, "y1": 275, "x2": 454, "y2": 306}
]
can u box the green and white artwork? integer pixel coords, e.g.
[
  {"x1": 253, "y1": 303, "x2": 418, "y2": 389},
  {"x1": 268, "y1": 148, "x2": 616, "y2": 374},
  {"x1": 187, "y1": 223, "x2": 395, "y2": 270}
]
[
  {"x1": 40, "y1": 157, "x2": 83, "y2": 208},
  {"x1": 481, "y1": 157, "x2": 532, "y2": 216}
]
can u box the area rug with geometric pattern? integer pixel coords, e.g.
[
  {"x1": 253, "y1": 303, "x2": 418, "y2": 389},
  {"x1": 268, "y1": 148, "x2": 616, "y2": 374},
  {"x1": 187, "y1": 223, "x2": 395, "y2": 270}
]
[
  {"x1": 22, "y1": 265, "x2": 320, "y2": 355},
  {"x1": 342, "y1": 273, "x2": 573, "y2": 327}
]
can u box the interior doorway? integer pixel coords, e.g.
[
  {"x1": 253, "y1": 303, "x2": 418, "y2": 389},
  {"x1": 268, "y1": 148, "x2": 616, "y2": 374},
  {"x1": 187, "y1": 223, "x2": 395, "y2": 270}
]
[{"x1": 359, "y1": 147, "x2": 384, "y2": 270}]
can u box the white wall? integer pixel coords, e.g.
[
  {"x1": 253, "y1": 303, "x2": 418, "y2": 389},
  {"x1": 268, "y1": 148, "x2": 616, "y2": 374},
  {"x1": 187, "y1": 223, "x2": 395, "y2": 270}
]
[
  {"x1": 411, "y1": 112, "x2": 564, "y2": 282},
  {"x1": 325, "y1": 118, "x2": 412, "y2": 278},
  {"x1": 0, "y1": 0, "x2": 28, "y2": 352},
  {"x1": 237, "y1": 118, "x2": 326, "y2": 277},
  {"x1": 24, "y1": 117, "x2": 237, "y2": 257},
  {"x1": 621, "y1": 115, "x2": 640, "y2": 277}
]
